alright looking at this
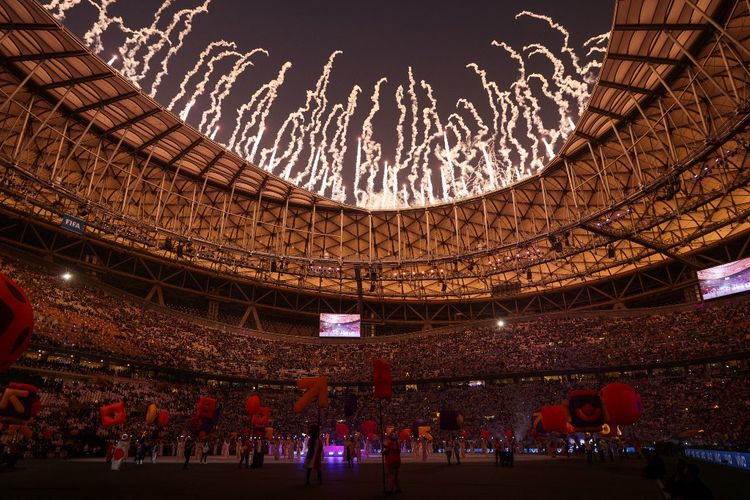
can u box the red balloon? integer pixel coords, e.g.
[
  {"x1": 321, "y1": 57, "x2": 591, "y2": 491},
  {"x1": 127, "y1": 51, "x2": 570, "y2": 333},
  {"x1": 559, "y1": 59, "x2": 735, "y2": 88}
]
[
  {"x1": 540, "y1": 405, "x2": 568, "y2": 434},
  {"x1": 601, "y1": 383, "x2": 643, "y2": 426},
  {"x1": 0, "y1": 273, "x2": 34, "y2": 371},
  {"x1": 361, "y1": 419, "x2": 377, "y2": 436},
  {"x1": 480, "y1": 429, "x2": 491, "y2": 440},
  {"x1": 245, "y1": 395, "x2": 261, "y2": 416},
  {"x1": 335, "y1": 422, "x2": 350, "y2": 437},
  {"x1": 157, "y1": 410, "x2": 170, "y2": 428}
]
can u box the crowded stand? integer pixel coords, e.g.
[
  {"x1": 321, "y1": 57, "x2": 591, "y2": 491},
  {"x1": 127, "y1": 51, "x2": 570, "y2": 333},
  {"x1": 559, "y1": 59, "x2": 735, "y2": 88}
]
[
  {"x1": 0, "y1": 252, "x2": 749, "y2": 460},
  {"x1": 1, "y1": 255, "x2": 749, "y2": 383}
]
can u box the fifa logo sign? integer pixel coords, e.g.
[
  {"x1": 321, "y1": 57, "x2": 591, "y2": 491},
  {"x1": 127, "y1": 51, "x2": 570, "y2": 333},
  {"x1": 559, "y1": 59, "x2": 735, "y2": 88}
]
[{"x1": 60, "y1": 215, "x2": 86, "y2": 234}]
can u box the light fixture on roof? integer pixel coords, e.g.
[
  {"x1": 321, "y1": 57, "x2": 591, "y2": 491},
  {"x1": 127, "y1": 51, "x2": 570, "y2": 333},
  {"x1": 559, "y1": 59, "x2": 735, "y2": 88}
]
[
  {"x1": 107, "y1": 55, "x2": 117, "y2": 65},
  {"x1": 61, "y1": 272, "x2": 73, "y2": 281},
  {"x1": 497, "y1": 319, "x2": 505, "y2": 328}
]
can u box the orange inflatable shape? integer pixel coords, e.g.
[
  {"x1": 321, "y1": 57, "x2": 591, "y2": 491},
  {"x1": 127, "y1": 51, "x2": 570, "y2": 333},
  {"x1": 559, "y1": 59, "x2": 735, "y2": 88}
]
[
  {"x1": 100, "y1": 401, "x2": 126, "y2": 428},
  {"x1": 293, "y1": 376, "x2": 328, "y2": 413},
  {"x1": 145, "y1": 403, "x2": 158, "y2": 425}
]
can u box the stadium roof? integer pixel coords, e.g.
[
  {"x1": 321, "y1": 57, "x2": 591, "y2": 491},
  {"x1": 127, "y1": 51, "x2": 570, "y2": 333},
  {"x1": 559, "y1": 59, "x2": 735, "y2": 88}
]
[{"x1": 0, "y1": 0, "x2": 749, "y2": 303}]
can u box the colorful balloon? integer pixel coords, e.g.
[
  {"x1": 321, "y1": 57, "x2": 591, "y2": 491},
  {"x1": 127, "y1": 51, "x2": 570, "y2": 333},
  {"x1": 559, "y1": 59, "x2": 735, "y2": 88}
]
[
  {"x1": 601, "y1": 383, "x2": 643, "y2": 426},
  {"x1": 0, "y1": 273, "x2": 34, "y2": 371}
]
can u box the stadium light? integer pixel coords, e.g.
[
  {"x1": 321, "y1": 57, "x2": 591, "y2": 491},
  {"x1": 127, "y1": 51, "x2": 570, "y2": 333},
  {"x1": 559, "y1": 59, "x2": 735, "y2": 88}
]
[
  {"x1": 497, "y1": 319, "x2": 505, "y2": 327},
  {"x1": 61, "y1": 272, "x2": 73, "y2": 281}
]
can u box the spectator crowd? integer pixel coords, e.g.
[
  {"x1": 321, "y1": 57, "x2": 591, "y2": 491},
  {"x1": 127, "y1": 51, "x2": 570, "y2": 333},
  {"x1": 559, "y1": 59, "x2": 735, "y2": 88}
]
[{"x1": 1, "y1": 256, "x2": 749, "y2": 383}]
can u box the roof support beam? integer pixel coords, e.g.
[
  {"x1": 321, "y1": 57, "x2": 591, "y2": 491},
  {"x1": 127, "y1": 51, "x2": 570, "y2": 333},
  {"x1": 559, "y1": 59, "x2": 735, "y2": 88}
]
[
  {"x1": 581, "y1": 222, "x2": 700, "y2": 269},
  {"x1": 613, "y1": 23, "x2": 709, "y2": 31},
  {"x1": 574, "y1": 130, "x2": 599, "y2": 143},
  {"x1": 588, "y1": 105, "x2": 628, "y2": 121},
  {"x1": 5, "y1": 50, "x2": 88, "y2": 62},
  {"x1": 197, "y1": 150, "x2": 225, "y2": 177},
  {"x1": 228, "y1": 163, "x2": 248, "y2": 185},
  {"x1": 597, "y1": 79, "x2": 655, "y2": 95},
  {"x1": 0, "y1": 22, "x2": 60, "y2": 31},
  {"x1": 607, "y1": 53, "x2": 685, "y2": 65},
  {"x1": 37, "y1": 71, "x2": 114, "y2": 91},
  {"x1": 134, "y1": 123, "x2": 182, "y2": 153},
  {"x1": 102, "y1": 108, "x2": 159, "y2": 135},
  {"x1": 73, "y1": 91, "x2": 138, "y2": 114},
  {"x1": 167, "y1": 137, "x2": 202, "y2": 166}
]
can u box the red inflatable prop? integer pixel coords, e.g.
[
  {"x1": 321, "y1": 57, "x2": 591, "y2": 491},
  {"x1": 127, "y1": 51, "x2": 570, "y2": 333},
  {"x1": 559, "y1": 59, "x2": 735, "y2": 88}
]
[
  {"x1": 601, "y1": 383, "x2": 643, "y2": 426},
  {"x1": 157, "y1": 410, "x2": 170, "y2": 428},
  {"x1": 480, "y1": 429, "x2": 491, "y2": 440},
  {"x1": 372, "y1": 359, "x2": 392, "y2": 400},
  {"x1": 100, "y1": 401, "x2": 126, "y2": 428},
  {"x1": 361, "y1": 419, "x2": 377, "y2": 436},
  {"x1": 540, "y1": 405, "x2": 568, "y2": 434},
  {"x1": 566, "y1": 390, "x2": 605, "y2": 431},
  {"x1": 245, "y1": 395, "x2": 261, "y2": 416},
  {"x1": 195, "y1": 396, "x2": 217, "y2": 419},
  {"x1": 335, "y1": 422, "x2": 350, "y2": 437},
  {"x1": 0, "y1": 273, "x2": 34, "y2": 371}
]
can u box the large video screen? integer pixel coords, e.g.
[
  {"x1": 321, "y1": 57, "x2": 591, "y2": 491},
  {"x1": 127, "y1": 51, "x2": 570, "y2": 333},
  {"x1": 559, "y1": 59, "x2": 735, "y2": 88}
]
[
  {"x1": 319, "y1": 314, "x2": 360, "y2": 338},
  {"x1": 697, "y1": 256, "x2": 750, "y2": 300}
]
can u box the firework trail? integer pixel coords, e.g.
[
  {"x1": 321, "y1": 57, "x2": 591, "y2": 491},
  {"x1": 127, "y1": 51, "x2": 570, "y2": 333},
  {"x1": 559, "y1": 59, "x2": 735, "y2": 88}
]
[
  {"x1": 394, "y1": 85, "x2": 407, "y2": 172},
  {"x1": 166, "y1": 41, "x2": 236, "y2": 112},
  {"x1": 404, "y1": 67, "x2": 422, "y2": 199},
  {"x1": 494, "y1": 41, "x2": 545, "y2": 173},
  {"x1": 49, "y1": 2, "x2": 607, "y2": 209},
  {"x1": 307, "y1": 102, "x2": 342, "y2": 191},
  {"x1": 297, "y1": 51, "x2": 343, "y2": 187},
  {"x1": 199, "y1": 47, "x2": 269, "y2": 135},
  {"x1": 83, "y1": 0, "x2": 131, "y2": 54},
  {"x1": 116, "y1": 0, "x2": 176, "y2": 83},
  {"x1": 328, "y1": 85, "x2": 361, "y2": 201},
  {"x1": 149, "y1": 0, "x2": 212, "y2": 97},
  {"x1": 359, "y1": 77, "x2": 387, "y2": 205},
  {"x1": 229, "y1": 62, "x2": 292, "y2": 154},
  {"x1": 268, "y1": 51, "x2": 340, "y2": 185},
  {"x1": 524, "y1": 43, "x2": 592, "y2": 115},
  {"x1": 175, "y1": 47, "x2": 244, "y2": 121},
  {"x1": 43, "y1": 0, "x2": 83, "y2": 20},
  {"x1": 516, "y1": 11, "x2": 585, "y2": 76},
  {"x1": 582, "y1": 33, "x2": 609, "y2": 76}
]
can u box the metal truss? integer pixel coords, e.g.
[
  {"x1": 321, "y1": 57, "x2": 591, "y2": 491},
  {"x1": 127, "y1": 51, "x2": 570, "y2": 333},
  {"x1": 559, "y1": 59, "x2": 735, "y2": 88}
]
[{"x1": 3, "y1": 204, "x2": 750, "y2": 328}]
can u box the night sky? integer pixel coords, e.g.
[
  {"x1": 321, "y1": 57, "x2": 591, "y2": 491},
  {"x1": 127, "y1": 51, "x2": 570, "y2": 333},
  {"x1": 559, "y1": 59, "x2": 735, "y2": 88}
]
[{"x1": 56, "y1": 0, "x2": 614, "y2": 203}]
